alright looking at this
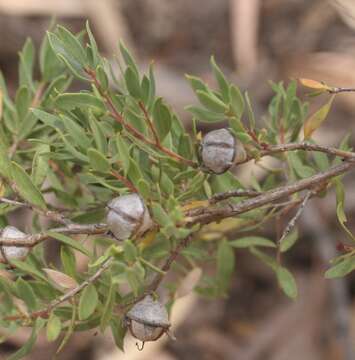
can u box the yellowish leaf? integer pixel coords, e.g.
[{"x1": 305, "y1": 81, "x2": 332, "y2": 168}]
[
  {"x1": 181, "y1": 200, "x2": 209, "y2": 212},
  {"x1": 304, "y1": 95, "x2": 335, "y2": 139},
  {"x1": 299, "y1": 78, "x2": 331, "y2": 91},
  {"x1": 0, "y1": 181, "x2": 5, "y2": 197},
  {"x1": 0, "y1": 90, "x2": 2, "y2": 120},
  {"x1": 43, "y1": 268, "x2": 78, "y2": 289},
  {"x1": 138, "y1": 229, "x2": 157, "y2": 250}
]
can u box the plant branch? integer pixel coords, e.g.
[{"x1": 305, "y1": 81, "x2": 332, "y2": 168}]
[
  {"x1": 210, "y1": 189, "x2": 261, "y2": 204},
  {"x1": 278, "y1": 191, "x2": 311, "y2": 247},
  {"x1": 0, "y1": 195, "x2": 72, "y2": 226},
  {"x1": 111, "y1": 170, "x2": 138, "y2": 193},
  {"x1": 4, "y1": 257, "x2": 113, "y2": 321},
  {"x1": 235, "y1": 142, "x2": 355, "y2": 166},
  {"x1": 188, "y1": 159, "x2": 355, "y2": 226},
  {"x1": 0, "y1": 223, "x2": 107, "y2": 247},
  {"x1": 85, "y1": 68, "x2": 197, "y2": 168},
  {"x1": 138, "y1": 101, "x2": 160, "y2": 145},
  {"x1": 328, "y1": 87, "x2": 355, "y2": 94}
]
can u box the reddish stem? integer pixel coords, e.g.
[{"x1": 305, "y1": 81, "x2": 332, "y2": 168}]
[{"x1": 85, "y1": 68, "x2": 196, "y2": 168}]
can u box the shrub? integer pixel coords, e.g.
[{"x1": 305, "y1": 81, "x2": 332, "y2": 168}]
[{"x1": 0, "y1": 22, "x2": 354, "y2": 357}]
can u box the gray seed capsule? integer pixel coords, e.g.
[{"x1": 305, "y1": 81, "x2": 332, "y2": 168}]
[
  {"x1": 125, "y1": 296, "x2": 170, "y2": 343},
  {"x1": 200, "y1": 128, "x2": 245, "y2": 174},
  {"x1": 106, "y1": 194, "x2": 153, "y2": 241},
  {"x1": 0, "y1": 226, "x2": 29, "y2": 262}
]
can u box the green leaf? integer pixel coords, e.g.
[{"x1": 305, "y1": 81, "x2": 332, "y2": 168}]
[
  {"x1": 19, "y1": 38, "x2": 35, "y2": 91},
  {"x1": 79, "y1": 284, "x2": 98, "y2": 320},
  {"x1": 88, "y1": 111, "x2": 108, "y2": 153},
  {"x1": 40, "y1": 26, "x2": 65, "y2": 80},
  {"x1": 216, "y1": 239, "x2": 235, "y2": 294},
  {"x1": 288, "y1": 152, "x2": 315, "y2": 178},
  {"x1": 11, "y1": 162, "x2": 47, "y2": 209},
  {"x1": 276, "y1": 267, "x2": 298, "y2": 299},
  {"x1": 196, "y1": 90, "x2": 227, "y2": 113},
  {"x1": 8, "y1": 318, "x2": 45, "y2": 360},
  {"x1": 228, "y1": 116, "x2": 246, "y2": 133},
  {"x1": 185, "y1": 74, "x2": 209, "y2": 93},
  {"x1": 60, "y1": 245, "x2": 77, "y2": 279},
  {"x1": 234, "y1": 131, "x2": 253, "y2": 144},
  {"x1": 31, "y1": 108, "x2": 61, "y2": 127},
  {"x1": 10, "y1": 259, "x2": 48, "y2": 282},
  {"x1": 124, "y1": 66, "x2": 142, "y2": 99},
  {"x1": 313, "y1": 151, "x2": 330, "y2": 172},
  {"x1": 152, "y1": 98, "x2": 172, "y2": 141},
  {"x1": 304, "y1": 95, "x2": 335, "y2": 139},
  {"x1": 325, "y1": 256, "x2": 355, "y2": 278},
  {"x1": 56, "y1": 303, "x2": 76, "y2": 353},
  {"x1": 250, "y1": 247, "x2": 277, "y2": 271},
  {"x1": 55, "y1": 93, "x2": 105, "y2": 112},
  {"x1": 245, "y1": 92, "x2": 256, "y2": 129},
  {"x1": 119, "y1": 41, "x2": 139, "y2": 78},
  {"x1": 86, "y1": 21, "x2": 100, "y2": 67},
  {"x1": 230, "y1": 236, "x2": 276, "y2": 248},
  {"x1": 46, "y1": 313, "x2": 62, "y2": 342},
  {"x1": 15, "y1": 86, "x2": 31, "y2": 122},
  {"x1": 185, "y1": 105, "x2": 224, "y2": 123},
  {"x1": 115, "y1": 135, "x2": 130, "y2": 175},
  {"x1": 56, "y1": 25, "x2": 87, "y2": 66},
  {"x1": 110, "y1": 317, "x2": 126, "y2": 351},
  {"x1": 126, "y1": 262, "x2": 145, "y2": 296},
  {"x1": 16, "y1": 278, "x2": 37, "y2": 310},
  {"x1": 61, "y1": 114, "x2": 91, "y2": 150},
  {"x1": 229, "y1": 85, "x2": 244, "y2": 119},
  {"x1": 96, "y1": 65, "x2": 109, "y2": 90},
  {"x1": 100, "y1": 278, "x2": 115, "y2": 331},
  {"x1": 87, "y1": 148, "x2": 111, "y2": 173},
  {"x1": 210, "y1": 56, "x2": 230, "y2": 101},
  {"x1": 124, "y1": 240, "x2": 138, "y2": 263},
  {"x1": 151, "y1": 202, "x2": 172, "y2": 227},
  {"x1": 280, "y1": 229, "x2": 298, "y2": 253},
  {"x1": 137, "y1": 178, "x2": 151, "y2": 199},
  {"x1": 0, "y1": 142, "x2": 12, "y2": 179},
  {"x1": 47, "y1": 232, "x2": 91, "y2": 257},
  {"x1": 47, "y1": 32, "x2": 88, "y2": 81},
  {"x1": 31, "y1": 144, "x2": 50, "y2": 187}
]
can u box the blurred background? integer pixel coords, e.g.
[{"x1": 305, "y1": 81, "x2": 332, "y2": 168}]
[{"x1": 2, "y1": 0, "x2": 355, "y2": 359}]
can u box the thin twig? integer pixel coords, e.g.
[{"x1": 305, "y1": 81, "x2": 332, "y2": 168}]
[
  {"x1": 0, "y1": 195, "x2": 72, "y2": 226},
  {"x1": 138, "y1": 101, "x2": 160, "y2": 145},
  {"x1": 235, "y1": 142, "x2": 355, "y2": 166},
  {"x1": 0, "y1": 197, "x2": 29, "y2": 207},
  {"x1": 210, "y1": 189, "x2": 261, "y2": 204},
  {"x1": 277, "y1": 191, "x2": 312, "y2": 248},
  {"x1": 0, "y1": 223, "x2": 107, "y2": 247},
  {"x1": 111, "y1": 170, "x2": 138, "y2": 193},
  {"x1": 4, "y1": 257, "x2": 113, "y2": 321},
  {"x1": 329, "y1": 87, "x2": 355, "y2": 94},
  {"x1": 188, "y1": 159, "x2": 355, "y2": 226}
]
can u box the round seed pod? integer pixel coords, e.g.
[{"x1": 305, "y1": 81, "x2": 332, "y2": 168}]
[
  {"x1": 200, "y1": 128, "x2": 246, "y2": 174},
  {"x1": 125, "y1": 296, "x2": 170, "y2": 343},
  {"x1": 106, "y1": 194, "x2": 153, "y2": 241},
  {"x1": 0, "y1": 226, "x2": 30, "y2": 263}
]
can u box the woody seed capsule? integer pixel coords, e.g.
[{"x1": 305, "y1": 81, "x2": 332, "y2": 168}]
[
  {"x1": 200, "y1": 128, "x2": 245, "y2": 174},
  {"x1": 0, "y1": 226, "x2": 30, "y2": 262},
  {"x1": 125, "y1": 296, "x2": 170, "y2": 343},
  {"x1": 106, "y1": 194, "x2": 153, "y2": 240}
]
